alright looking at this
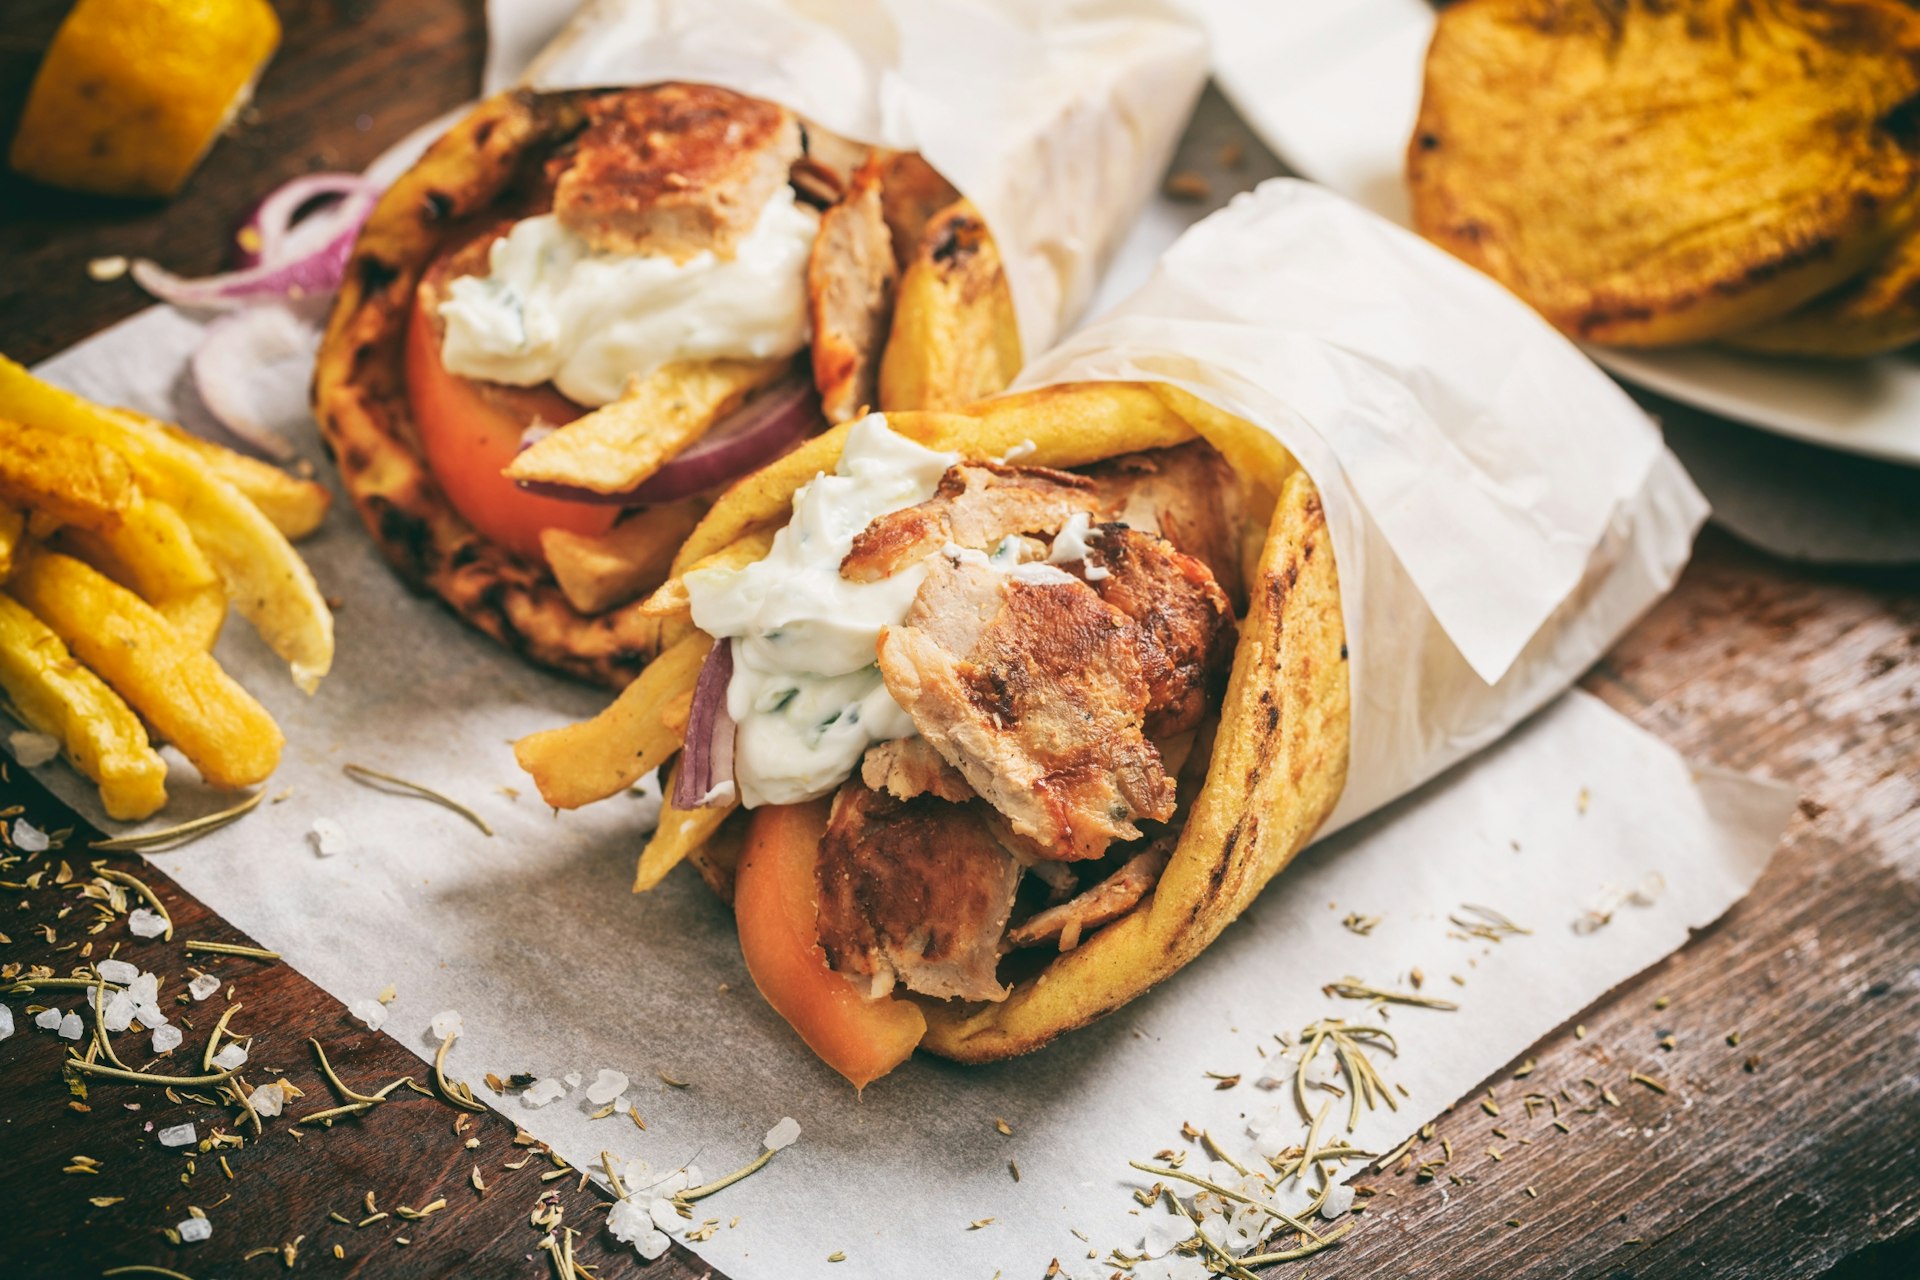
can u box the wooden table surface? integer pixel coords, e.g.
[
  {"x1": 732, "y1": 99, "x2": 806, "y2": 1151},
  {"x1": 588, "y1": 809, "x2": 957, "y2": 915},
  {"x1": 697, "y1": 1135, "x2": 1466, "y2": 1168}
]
[{"x1": 2, "y1": 3, "x2": 1918, "y2": 1278}]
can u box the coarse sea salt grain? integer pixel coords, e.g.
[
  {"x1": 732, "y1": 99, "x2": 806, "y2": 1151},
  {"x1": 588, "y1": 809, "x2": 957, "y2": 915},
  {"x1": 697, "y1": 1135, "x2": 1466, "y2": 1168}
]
[
  {"x1": 563, "y1": 1071, "x2": 582, "y2": 1089},
  {"x1": 430, "y1": 1009, "x2": 463, "y2": 1040},
  {"x1": 606, "y1": 1197, "x2": 650, "y2": 1243},
  {"x1": 11, "y1": 818, "x2": 50, "y2": 853},
  {"x1": 127, "y1": 907, "x2": 167, "y2": 938},
  {"x1": 348, "y1": 998, "x2": 386, "y2": 1031},
  {"x1": 177, "y1": 1216, "x2": 211, "y2": 1243},
  {"x1": 764, "y1": 1116, "x2": 801, "y2": 1150},
  {"x1": 586, "y1": 1069, "x2": 628, "y2": 1105},
  {"x1": 136, "y1": 1001, "x2": 168, "y2": 1028},
  {"x1": 7, "y1": 729, "x2": 59, "y2": 768},
  {"x1": 1319, "y1": 1182, "x2": 1356, "y2": 1218},
  {"x1": 188, "y1": 973, "x2": 222, "y2": 1002},
  {"x1": 152, "y1": 1024, "x2": 183, "y2": 1054},
  {"x1": 96, "y1": 959, "x2": 139, "y2": 985},
  {"x1": 248, "y1": 1083, "x2": 286, "y2": 1117},
  {"x1": 57, "y1": 1011, "x2": 84, "y2": 1040},
  {"x1": 649, "y1": 1198, "x2": 679, "y2": 1233},
  {"x1": 522, "y1": 1078, "x2": 566, "y2": 1109},
  {"x1": 157, "y1": 1123, "x2": 196, "y2": 1148},
  {"x1": 34, "y1": 1007, "x2": 63, "y2": 1031},
  {"x1": 127, "y1": 973, "x2": 158, "y2": 1005},
  {"x1": 211, "y1": 1042, "x2": 248, "y2": 1070},
  {"x1": 638, "y1": 1229, "x2": 671, "y2": 1261},
  {"x1": 0, "y1": 1004, "x2": 12, "y2": 1039},
  {"x1": 308, "y1": 817, "x2": 351, "y2": 857}
]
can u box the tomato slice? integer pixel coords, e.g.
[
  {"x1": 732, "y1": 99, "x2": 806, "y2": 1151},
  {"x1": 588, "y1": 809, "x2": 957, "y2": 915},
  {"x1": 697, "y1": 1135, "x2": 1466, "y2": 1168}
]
[
  {"x1": 404, "y1": 241, "x2": 616, "y2": 562},
  {"x1": 734, "y1": 800, "x2": 927, "y2": 1089}
]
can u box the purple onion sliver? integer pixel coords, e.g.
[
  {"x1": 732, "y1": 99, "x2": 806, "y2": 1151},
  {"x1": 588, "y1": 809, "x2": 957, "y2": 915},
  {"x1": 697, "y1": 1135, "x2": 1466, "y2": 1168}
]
[{"x1": 674, "y1": 641, "x2": 736, "y2": 809}]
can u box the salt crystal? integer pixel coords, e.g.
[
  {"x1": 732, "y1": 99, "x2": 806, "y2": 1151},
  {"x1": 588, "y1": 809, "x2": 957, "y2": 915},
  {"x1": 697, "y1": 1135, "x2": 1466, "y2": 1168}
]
[
  {"x1": 429, "y1": 1009, "x2": 463, "y2": 1040},
  {"x1": 522, "y1": 1078, "x2": 566, "y2": 1108},
  {"x1": 637, "y1": 1229, "x2": 671, "y2": 1261},
  {"x1": 586, "y1": 1069, "x2": 628, "y2": 1105},
  {"x1": 103, "y1": 990, "x2": 136, "y2": 1030},
  {"x1": 11, "y1": 818, "x2": 49, "y2": 852},
  {"x1": 152, "y1": 1024, "x2": 183, "y2": 1054},
  {"x1": 34, "y1": 1007, "x2": 63, "y2": 1031},
  {"x1": 136, "y1": 1002, "x2": 167, "y2": 1028},
  {"x1": 1142, "y1": 1214, "x2": 1195, "y2": 1257},
  {"x1": 764, "y1": 1116, "x2": 801, "y2": 1151},
  {"x1": 681, "y1": 1165, "x2": 701, "y2": 1189},
  {"x1": 648, "y1": 1197, "x2": 679, "y2": 1233},
  {"x1": 0, "y1": 1004, "x2": 12, "y2": 1040},
  {"x1": 563, "y1": 1071, "x2": 582, "y2": 1088},
  {"x1": 157, "y1": 1123, "x2": 196, "y2": 1148},
  {"x1": 1161, "y1": 1254, "x2": 1209, "y2": 1280},
  {"x1": 97, "y1": 959, "x2": 139, "y2": 985},
  {"x1": 348, "y1": 998, "x2": 386, "y2": 1031},
  {"x1": 1318, "y1": 1182, "x2": 1355, "y2": 1218},
  {"x1": 177, "y1": 1215, "x2": 211, "y2": 1243},
  {"x1": 613, "y1": 1096, "x2": 631, "y2": 1113},
  {"x1": 248, "y1": 1083, "x2": 286, "y2": 1117},
  {"x1": 6, "y1": 729, "x2": 59, "y2": 768},
  {"x1": 127, "y1": 973, "x2": 159, "y2": 1005},
  {"x1": 127, "y1": 908, "x2": 167, "y2": 938},
  {"x1": 188, "y1": 974, "x2": 221, "y2": 1002},
  {"x1": 308, "y1": 817, "x2": 351, "y2": 857},
  {"x1": 57, "y1": 1011, "x2": 83, "y2": 1040},
  {"x1": 606, "y1": 1197, "x2": 650, "y2": 1244},
  {"x1": 211, "y1": 1042, "x2": 248, "y2": 1070}
]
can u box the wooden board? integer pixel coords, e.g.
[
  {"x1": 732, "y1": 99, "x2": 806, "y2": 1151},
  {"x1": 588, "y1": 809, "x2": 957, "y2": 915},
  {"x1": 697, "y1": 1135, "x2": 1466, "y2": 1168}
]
[{"x1": 2, "y1": 1, "x2": 1918, "y2": 1276}]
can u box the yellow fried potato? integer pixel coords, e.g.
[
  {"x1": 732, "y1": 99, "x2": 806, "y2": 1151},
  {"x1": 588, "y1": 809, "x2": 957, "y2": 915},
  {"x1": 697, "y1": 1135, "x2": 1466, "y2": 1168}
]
[
  {"x1": 0, "y1": 418, "x2": 133, "y2": 534},
  {"x1": 642, "y1": 527, "x2": 778, "y2": 626},
  {"x1": 539, "y1": 499, "x2": 702, "y2": 616},
  {"x1": 9, "y1": 550, "x2": 281, "y2": 789},
  {"x1": 0, "y1": 357, "x2": 332, "y2": 691},
  {"x1": 1729, "y1": 226, "x2": 1920, "y2": 358},
  {"x1": 0, "y1": 505, "x2": 22, "y2": 580},
  {"x1": 55, "y1": 489, "x2": 226, "y2": 650},
  {"x1": 506, "y1": 358, "x2": 789, "y2": 493},
  {"x1": 877, "y1": 200, "x2": 1022, "y2": 412},
  {"x1": 635, "y1": 759, "x2": 738, "y2": 892},
  {"x1": 149, "y1": 419, "x2": 332, "y2": 539},
  {"x1": 513, "y1": 631, "x2": 710, "y2": 810},
  {"x1": 0, "y1": 591, "x2": 168, "y2": 820}
]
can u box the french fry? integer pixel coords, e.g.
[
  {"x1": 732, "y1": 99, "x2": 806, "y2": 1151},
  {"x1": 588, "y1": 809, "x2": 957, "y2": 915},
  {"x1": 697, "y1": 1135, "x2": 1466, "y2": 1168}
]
[
  {"x1": 0, "y1": 591, "x2": 167, "y2": 820},
  {"x1": 150, "y1": 419, "x2": 332, "y2": 540},
  {"x1": 0, "y1": 356, "x2": 333, "y2": 692},
  {"x1": 0, "y1": 504, "x2": 21, "y2": 580},
  {"x1": 9, "y1": 550, "x2": 282, "y2": 789},
  {"x1": 0, "y1": 418, "x2": 132, "y2": 533},
  {"x1": 877, "y1": 200, "x2": 1022, "y2": 412},
  {"x1": 506, "y1": 358, "x2": 788, "y2": 493},
  {"x1": 642, "y1": 527, "x2": 779, "y2": 625},
  {"x1": 877, "y1": 152, "x2": 962, "y2": 274},
  {"x1": 514, "y1": 630, "x2": 709, "y2": 810},
  {"x1": 540, "y1": 499, "x2": 702, "y2": 616},
  {"x1": 635, "y1": 759, "x2": 738, "y2": 892},
  {"x1": 55, "y1": 490, "x2": 227, "y2": 651}
]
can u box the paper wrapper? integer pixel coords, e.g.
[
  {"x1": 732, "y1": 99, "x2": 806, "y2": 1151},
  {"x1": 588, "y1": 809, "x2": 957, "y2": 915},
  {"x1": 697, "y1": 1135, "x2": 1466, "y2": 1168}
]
[
  {"x1": 1020, "y1": 179, "x2": 1710, "y2": 832},
  {"x1": 515, "y1": 0, "x2": 1209, "y2": 359},
  {"x1": 14, "y1": 22, "x2": 1794, "y2": 1280}
]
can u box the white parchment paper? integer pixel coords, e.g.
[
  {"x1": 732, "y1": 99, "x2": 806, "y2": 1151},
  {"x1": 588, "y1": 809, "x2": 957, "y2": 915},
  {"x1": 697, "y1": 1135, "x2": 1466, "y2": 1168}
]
[
  {"x1": 13, "y1": 10, "x2": 1794, "y2": 1278},
  {"x1": 517, "y1": 0, "x2": 1209, "y2": 361}
]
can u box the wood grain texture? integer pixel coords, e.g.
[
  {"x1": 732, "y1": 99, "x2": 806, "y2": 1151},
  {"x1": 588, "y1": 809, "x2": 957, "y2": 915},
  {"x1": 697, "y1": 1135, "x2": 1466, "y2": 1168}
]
[{"x1": 3, "y1": 1, "x2": 1919, "y2": 1276}]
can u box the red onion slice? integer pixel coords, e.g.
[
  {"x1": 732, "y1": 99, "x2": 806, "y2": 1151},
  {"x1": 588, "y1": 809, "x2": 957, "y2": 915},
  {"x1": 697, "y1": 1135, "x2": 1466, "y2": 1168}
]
[
  {"x1": 518, "y1": 375, "x2": 822, "y2": 507},
  {"x1": 237, "y1": 173, "x2": 380, "y2": 268},
  {"x1": 190, "y1": 306, "x2": 323, "y2": 461},
  {"x1": 674, "y1": 641, "x2": 738, "y2": 809},
  {"x1": 134, "y1": 186, "x2": 377, "y2": 311}
]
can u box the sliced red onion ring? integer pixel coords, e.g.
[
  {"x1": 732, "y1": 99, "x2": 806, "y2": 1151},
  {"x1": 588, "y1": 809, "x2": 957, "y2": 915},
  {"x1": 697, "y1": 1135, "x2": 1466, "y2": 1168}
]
[
  {"x1": 236, "y1": 173, "x2": 380, "y2": 268},
  {"x1": 190, "y1": 306, "x2": 322, "y2": 461},
  {"x1": 518, "y1": 376, "x2": 822, "y2": 507},
  {"x1": 134, "y1": 186, "x2": 377, "y2": 311},
  {"x1": 674, "y1": 641, "x2": 737, "y2": 809}
]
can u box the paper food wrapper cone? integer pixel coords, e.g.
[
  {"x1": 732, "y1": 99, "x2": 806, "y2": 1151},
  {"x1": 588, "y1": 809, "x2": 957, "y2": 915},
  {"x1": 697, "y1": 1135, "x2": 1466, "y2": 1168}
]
[
  {"x1": 516, "y1": 0, "x2": 1209, "y2": 359},
  {"x1": 1017, "y1": 178, "x2": 1710, "y2": 831}
]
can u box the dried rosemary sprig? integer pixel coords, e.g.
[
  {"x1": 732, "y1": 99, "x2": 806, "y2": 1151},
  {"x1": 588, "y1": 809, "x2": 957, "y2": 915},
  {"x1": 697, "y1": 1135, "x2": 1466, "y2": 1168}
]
[
  {"x1": 90, "y1": 866, "x2": 172, "y2": 940},
  {"x1": 343, "y1": 763, "x2": 492, "y2": 837},
  {"x1": 182, "y1": 940, "x2": 278, "y2": 960},
  {"x1": 432, "y1": 1028, "x2": 488, "y2": 1113},
  {"x1": 1126, "y1": 1160, "x2": 1323, "y2": 1241},
  {"x1": 88, "y1": 791, "x2": 263, "y2": 853},
  {"x1": 1322, "y1": 979, "x2": 1459, "y2": 1011},
  {"x1": 673, "y1": 1147, "x2": 777, "y2": 1208}
]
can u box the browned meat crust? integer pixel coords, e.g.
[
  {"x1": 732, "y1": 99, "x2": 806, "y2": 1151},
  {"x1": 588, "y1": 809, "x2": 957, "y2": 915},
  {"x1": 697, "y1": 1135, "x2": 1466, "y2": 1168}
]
[
  {"x1": 808, "y1": 156, "x2": 896, "y2": 424},
  {"x1": 860, "y1": 735, "x2": 972, "y2": 804},
  {"x1": 815, "y1": 782, "x2": 1019, "y2": 1002},
  {"x1": 840, "y1": 461, "x2": 1097, "y2": 583},
  {"x1": 1082, "y1": 527, "x2": 1236, "y2": 738},
  {"x1": 552, "y1": 84, "x2": 802, "y2": 260},
  {"x1": 1007, "y1": 843, "x2": 1172, "y2": 952},
  {"x1": 1086, "y1": 441, "x2": 1245, "y2": 604}
]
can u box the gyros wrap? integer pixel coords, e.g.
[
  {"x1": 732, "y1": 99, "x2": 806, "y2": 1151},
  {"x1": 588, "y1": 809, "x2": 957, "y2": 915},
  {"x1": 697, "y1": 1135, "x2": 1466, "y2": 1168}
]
[{"x1": 517, "y1": 181, "x2": 1706, "y2": 1083}]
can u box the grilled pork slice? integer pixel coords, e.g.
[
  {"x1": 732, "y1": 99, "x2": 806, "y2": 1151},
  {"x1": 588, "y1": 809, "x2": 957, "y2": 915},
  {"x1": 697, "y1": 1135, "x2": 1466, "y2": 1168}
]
[
  {"x1": 1087, "y1": 442, "x2": 1245, "y2": 602},
  {"x1": 809, "y1": 157, "x2": 896, "y2": 424},
  {"x1": 860, "y1": 735, "x2": 971, "y2": 804},
  {"x1": 876, "y1": 556, "x2": 1174, "y2": 861},
  {"x1": 815, "y1": 782, "x2": 1019, "y2": 1002},
  {"x1": 841, "y1": 462, "x2": 1098, "y2": 582},
  {"x1": 1080, "y1": 527, "x2": 1236, "y2": 738},
  {"x1": 552, "y1": 85, "x2": 803, "y2": 260},
  {"x1": 1007, "y1": 842, "x2": 1172, "y2": 952}
]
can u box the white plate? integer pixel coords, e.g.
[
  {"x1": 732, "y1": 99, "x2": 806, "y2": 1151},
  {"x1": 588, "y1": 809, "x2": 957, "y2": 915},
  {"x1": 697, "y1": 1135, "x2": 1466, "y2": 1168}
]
[{"x1": 1190, "y1": 0, "x2": 1920, "y2": 468}]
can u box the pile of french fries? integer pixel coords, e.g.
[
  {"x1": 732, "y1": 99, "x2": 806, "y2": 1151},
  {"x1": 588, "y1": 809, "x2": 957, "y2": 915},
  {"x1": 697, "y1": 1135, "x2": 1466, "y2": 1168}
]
[{"x1": 0, "y1": 356, "x2": 334, "y2": 821}]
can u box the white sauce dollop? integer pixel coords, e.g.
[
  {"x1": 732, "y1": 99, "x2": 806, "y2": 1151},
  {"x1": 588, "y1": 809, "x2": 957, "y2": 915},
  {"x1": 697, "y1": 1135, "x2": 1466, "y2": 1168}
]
[
  {"x1": 684, "y1": 415, "x2": 961, "y2": 808},
  {"x1": 436, "y1": 186, "x2": 819, "y2": 407}
]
